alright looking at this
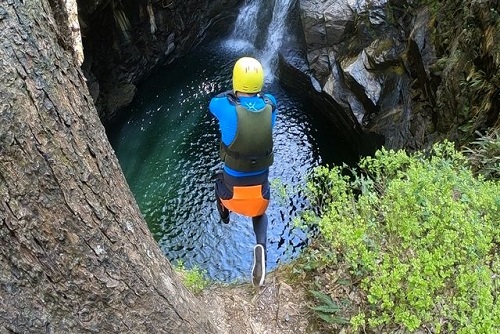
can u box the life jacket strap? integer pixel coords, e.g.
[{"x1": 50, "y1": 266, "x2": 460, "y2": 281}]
[
  {"x1": 220, "y1": 142, "x2": 273, "y2": 160},
  {"x1": 226, "y1": 91, "x2": 275, "y2": 110}
]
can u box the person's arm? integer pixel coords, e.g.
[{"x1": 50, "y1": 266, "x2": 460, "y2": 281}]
[
  {"x1": 209, "y1": 94, "x2": 226, "y2": 119},
  {"x1": 264, "y1": 93, "x2": 278, "y2": 127},
  {"x1": 209, "y1": 90, "x2": 236, "y2": 118},
  {"x1": 209, "y1": 94, "x2": 238, "y2": 145}
]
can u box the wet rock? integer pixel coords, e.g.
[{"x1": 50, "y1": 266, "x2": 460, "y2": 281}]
[
  {"x1": 365, "y1": 38, "x2": 405, "y2": 70},
  {"x1": 342, "y1": 50, "x2": 381, "y2": 119},
  {"x1": 106, "y1": 83, "x2": 137, "y2": 122},
  {"x1": 278, "y1": 50, "x2": 364, "y2": 154},
  {"x1": 298, "y1": 0, "x2": 439, "y2": 150}
]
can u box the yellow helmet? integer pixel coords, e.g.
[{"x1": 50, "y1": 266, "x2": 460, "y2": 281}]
[{"x1": 232, "y1": 57, "x2": 264, "y2": 93}]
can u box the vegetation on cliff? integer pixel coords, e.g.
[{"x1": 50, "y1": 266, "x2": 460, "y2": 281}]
[
  {"x1": 299, "y1": 140, "x2": 498, "y2": 333},
  {"x1": 423, "y1": 0, "x2": 499, "y2": 144}
]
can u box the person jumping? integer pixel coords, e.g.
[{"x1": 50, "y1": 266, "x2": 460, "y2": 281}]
[{"x1": 209, "y1": 57, "x2": 277, "y2": 287}]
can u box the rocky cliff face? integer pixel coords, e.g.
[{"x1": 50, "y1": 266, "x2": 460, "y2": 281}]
[
  {"x1": 293, "y1": 0, "x2": 434, "y2": 150},
  {"x1": 77, "y1": 0, "x2": 242, "y2": 124},
  {"x1": 293, "y1": 0, "x2": 498, "y2": 151}
]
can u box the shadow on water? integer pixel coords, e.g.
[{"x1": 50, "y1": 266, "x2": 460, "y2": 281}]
[{"x1": 107, "y1": 39, "x2": 357, "y2": 283}]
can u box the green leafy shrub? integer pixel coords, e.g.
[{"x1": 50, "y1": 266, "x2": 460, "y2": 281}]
[{"x1": 306, "y1": 141, "x2": 500, "y2": 333}]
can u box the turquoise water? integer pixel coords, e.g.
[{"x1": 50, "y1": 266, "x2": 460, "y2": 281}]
[{"x1": 108, "y1": 39, "x2": 352, "y2": 283}]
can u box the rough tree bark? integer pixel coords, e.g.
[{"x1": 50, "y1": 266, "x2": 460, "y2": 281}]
[{"x1": 0, "y1": 1, "x2": 218, "y2": 333}]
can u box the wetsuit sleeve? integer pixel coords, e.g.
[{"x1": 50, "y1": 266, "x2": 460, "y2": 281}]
[
  {"x1": 264, "y1": 93, "x2": 278, "y2": 128},
  {"x1": 209, "y1": 97, "x2": 223, "y2": 118},
  {"x1": 209, "y1": 91, "x2": 229, "y2": 118},
  {"x1": 209, "y1": 93, "x2": 238, "y2": 145}
]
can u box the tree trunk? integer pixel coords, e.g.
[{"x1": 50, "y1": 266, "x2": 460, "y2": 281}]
[{"x1": 0, "y1": 1, "x2": 218, "y2": 332}]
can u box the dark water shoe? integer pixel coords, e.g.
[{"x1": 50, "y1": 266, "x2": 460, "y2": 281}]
[{"x1": 252, "y1": 244, "x2": 266, "y2": 287}]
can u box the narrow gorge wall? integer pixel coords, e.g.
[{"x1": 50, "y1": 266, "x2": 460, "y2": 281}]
[
  {"x1": 296, "y1": 0, "x2": 499, "y2": 150},
  {"x1": 76, "y1": 0, "x2": 242, "y2": 124}
]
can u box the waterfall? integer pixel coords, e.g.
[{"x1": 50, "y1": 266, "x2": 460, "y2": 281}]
[
  {"x1": 261, "y1": 0, "x2": 296, "y2": 69},
  {"x1": 231, "y1": 1, "x2": 260, "y2": 44},
  {"x1": 229, "y1": 0, "x2": 296, "y2": 79}
]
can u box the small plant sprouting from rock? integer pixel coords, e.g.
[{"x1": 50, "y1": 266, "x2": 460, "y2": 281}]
[
  {"x1": 174, "y1": 261, "x2": 210, "y2": 295},
  {"x1": 309, "y1": 290, "x2": 350, "y2": 325}
]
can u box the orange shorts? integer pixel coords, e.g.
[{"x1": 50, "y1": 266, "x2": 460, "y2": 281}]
[{"x1": 221, "y1": 185, "x2": 269, "y2": 217}]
